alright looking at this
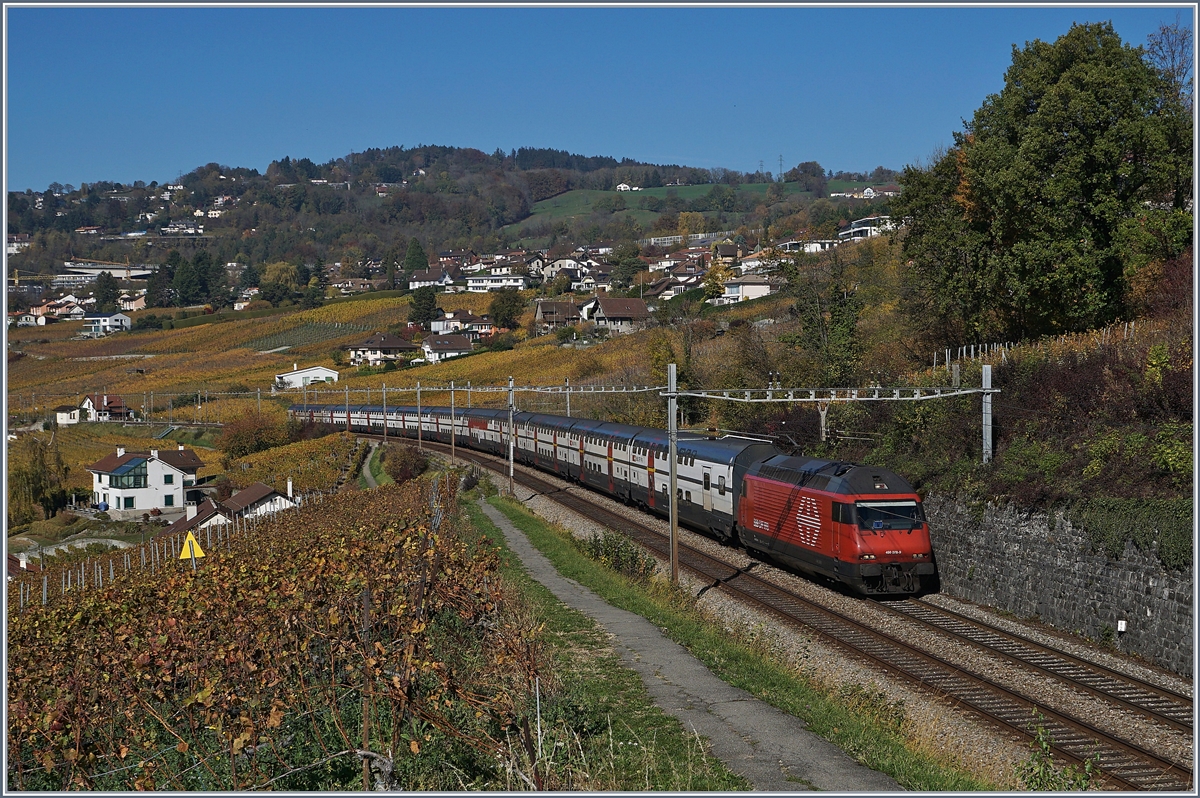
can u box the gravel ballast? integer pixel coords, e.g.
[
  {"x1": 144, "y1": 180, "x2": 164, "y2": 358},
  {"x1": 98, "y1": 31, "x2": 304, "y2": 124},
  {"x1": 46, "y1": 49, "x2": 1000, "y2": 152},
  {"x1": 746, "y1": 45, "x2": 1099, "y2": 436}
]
[{"x1": 494, "y1": 461, "x2": 1193, "y2": 789}]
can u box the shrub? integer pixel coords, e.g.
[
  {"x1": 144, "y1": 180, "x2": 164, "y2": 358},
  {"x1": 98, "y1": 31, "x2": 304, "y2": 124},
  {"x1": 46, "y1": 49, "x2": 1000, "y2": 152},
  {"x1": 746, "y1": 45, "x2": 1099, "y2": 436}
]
[
  {"x1": 218, "y1": 415, "x2": 299, "y2": 462},
  {"x1": 381, "y1": 444, "x2": 428, "y2": 485},
  {"x1": 576, "y1": 530, "x2": 657, "y2": 581}
]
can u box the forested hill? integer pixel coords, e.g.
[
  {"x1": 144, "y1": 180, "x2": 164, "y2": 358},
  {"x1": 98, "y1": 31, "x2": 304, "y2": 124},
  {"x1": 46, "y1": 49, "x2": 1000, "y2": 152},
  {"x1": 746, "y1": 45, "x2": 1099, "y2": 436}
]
[{"x1": 10, "y1": 144, "x2": 888, "y2": 276}]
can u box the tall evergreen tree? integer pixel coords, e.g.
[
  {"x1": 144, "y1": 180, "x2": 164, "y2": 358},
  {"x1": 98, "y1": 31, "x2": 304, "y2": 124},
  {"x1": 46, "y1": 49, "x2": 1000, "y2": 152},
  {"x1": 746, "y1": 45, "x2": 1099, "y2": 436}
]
[
  {"x1": 409, "y1": 286, "x2": 438, "y2": 328},
  {"x1": 172, "y1": 260, "x2": 203, "y2": 306},
  {"x1": 93, "y1": 271, "x2": 120, "y2": 312},
  {"x1": 404, "y1": 238, "x2": 428, "y2": 275}
]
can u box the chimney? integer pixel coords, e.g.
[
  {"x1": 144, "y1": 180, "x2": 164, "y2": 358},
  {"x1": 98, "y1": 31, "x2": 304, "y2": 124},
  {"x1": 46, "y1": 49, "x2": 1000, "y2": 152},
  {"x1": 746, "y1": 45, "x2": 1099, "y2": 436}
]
[
  {"x1": 116, "y1": 446, "x2": 125, "y2": 457},
  {"x1": 150, "y1": 449, "x2": 158, "y2": 459},
  {"x1": 293, "y1": 363, "x2": 298, "y2": 371},
  {"x1": 287, "y1": 478, "x2": 293, "y2": 499},
  {"x1": 178, "y1": 443, "x2": 184, "y2": 451},
  {"x1": 186, "y1": 502, "x2": 198, "y2": 520},
  {"x1": 103, "y1": 394, "x2": 108, "y2": 408}
]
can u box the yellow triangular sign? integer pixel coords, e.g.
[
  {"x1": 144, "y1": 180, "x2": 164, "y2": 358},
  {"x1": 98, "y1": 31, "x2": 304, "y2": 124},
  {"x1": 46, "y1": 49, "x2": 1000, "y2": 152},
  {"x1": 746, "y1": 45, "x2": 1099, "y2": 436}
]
[{"x1": 179, "y1": 531, "x2": 206, "y2": 560}]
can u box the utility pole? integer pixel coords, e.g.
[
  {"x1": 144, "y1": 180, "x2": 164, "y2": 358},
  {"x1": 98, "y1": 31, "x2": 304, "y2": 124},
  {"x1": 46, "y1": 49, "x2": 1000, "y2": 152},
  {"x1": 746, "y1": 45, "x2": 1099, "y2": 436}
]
[
  {"x1": 668, "y1": 363, "x2": 679, "y2": 584},
  {"x1": 345, "y1": 384, "x2": 350, "y2": 432},
  {"x1": 381, "y1": 383, "x2": 386, "y2": 441},
  {"x1": 256, "y1": 388, "x2": 261, "y2": 416},
  {"x1": 565, "y1": 378, "x2": 571, "y2": 417},
  {"x1": 507, "y1": 376, "x2": 515, "y2": 495},
  {"x1": 982, "y1": 364, "x2": 993, "y2": 464},
  {"x1": 467, "y1": 381, "x2": 471, "y2": 409},
  {"x1": 450, "y1": 380, "x2": 456, "y2": 464}
]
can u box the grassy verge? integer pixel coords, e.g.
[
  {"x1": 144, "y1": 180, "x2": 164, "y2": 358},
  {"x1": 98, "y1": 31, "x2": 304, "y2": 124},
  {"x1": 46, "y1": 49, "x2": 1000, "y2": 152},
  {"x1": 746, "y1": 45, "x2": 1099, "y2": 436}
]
[
  {"x1": 461, "y1": 497, "x2": 751, "y2": 791},
  {"x1": 164, "y1": 425, "x2": 222, "y2": 449},
  {"x1": 483, "y1": 494, "x2": 996, "y2": 792},
  {"x1": 370, "y1": 443, "x2": 394, "y2": 486}
]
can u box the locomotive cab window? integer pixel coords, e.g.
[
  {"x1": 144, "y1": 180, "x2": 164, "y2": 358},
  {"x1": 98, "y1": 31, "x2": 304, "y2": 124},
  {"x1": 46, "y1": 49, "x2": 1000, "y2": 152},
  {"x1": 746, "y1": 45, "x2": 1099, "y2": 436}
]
[{"x1": 854, "y1": 500, "x2": 925, "y2": 531}]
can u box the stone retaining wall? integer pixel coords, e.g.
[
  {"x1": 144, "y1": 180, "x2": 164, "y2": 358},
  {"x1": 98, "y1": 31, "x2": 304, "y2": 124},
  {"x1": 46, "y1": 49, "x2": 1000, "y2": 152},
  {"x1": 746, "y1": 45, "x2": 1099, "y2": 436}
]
[{"x1": 925, "y1": 495, "x2": 1193, "y2": 675}]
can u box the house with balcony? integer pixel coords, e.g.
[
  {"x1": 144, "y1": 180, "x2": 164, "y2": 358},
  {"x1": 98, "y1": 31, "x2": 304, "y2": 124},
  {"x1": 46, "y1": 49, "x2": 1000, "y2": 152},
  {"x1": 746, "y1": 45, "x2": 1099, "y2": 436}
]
[
  {"x1": 429, "y1": 310, "x2": 494, "y2": 340},
  {"x1": 347, "y1": 333, "x2": 420, "y2": 366},
  {"x1": 533, "y1": 301, "x2": 581, "y2": 333},
  {"x1": 578, "y1": 297, "x2": 651, "y2": 335},
  {"x1": 465, "y1": 267, "x2": 529, "y2": 292},
  {"x1": 709, "y1": 274, "x2": 783, "y2": 306},
  {"x1": 421, "y1": 334, "x2": 474, "y2": 363},
  {"x1": 82, "y1": 312, "x2": 131, "y2": 338},
  {"x1": 407, "y1": 267, "x2": 458, "y2": 291},
  {"x1": 119, "y1": 293, "x2": 147, "y2": 312},
  {"x1": 87, "y1": 444, "x2": 204, "y2": 520}
]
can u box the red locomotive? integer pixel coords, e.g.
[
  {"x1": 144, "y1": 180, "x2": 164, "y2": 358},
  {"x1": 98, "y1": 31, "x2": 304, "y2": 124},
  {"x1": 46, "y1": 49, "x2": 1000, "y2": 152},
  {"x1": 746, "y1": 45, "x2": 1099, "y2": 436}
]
[{"x1": 737, "y1": 455, "x2": 935, "y2": 594}]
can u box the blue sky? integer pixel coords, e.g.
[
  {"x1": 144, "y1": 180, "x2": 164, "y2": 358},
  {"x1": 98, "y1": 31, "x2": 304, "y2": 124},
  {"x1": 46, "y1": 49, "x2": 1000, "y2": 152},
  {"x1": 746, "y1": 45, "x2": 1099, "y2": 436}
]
[{"x1": 4, "y1": 5, "x2": 1193, "y2": 192}]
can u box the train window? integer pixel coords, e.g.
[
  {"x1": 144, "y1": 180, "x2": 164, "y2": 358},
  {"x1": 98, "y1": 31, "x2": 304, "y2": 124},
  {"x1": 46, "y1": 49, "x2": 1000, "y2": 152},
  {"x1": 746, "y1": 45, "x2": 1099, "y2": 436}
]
[
  {"x1": 855, "y1": 501, "x2": 923, "y2": 531},
  {"x1": 685, "y1": 491, "x2": 692, "y2": 503},
  {"x1": 718, "y1": 476, "x2": 726, "y2": 495},
  {"x1": 703, "y1": 473, "x2": 711, "y2": 491}
]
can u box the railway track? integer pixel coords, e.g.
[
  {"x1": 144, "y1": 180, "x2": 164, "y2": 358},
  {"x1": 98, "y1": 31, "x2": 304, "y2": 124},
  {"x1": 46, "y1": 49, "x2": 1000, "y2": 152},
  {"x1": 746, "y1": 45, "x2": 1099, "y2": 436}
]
[
  {"x1": 383, "y1": 436, "x2": 1194, "y2": 790},
  {"x1": 886, "y1": 600, "x2": 1194, "y2": 733}
]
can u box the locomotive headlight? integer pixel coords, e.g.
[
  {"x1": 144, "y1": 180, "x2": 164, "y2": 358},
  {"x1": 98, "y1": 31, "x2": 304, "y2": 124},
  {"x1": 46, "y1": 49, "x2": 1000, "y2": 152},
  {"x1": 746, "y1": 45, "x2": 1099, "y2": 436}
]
[
  {"x1": 859, "y1": 554, "x2": 876, "y2": 560},
  {"x1": 912, "y1": 553, "x2": 927, "y2": 559}
]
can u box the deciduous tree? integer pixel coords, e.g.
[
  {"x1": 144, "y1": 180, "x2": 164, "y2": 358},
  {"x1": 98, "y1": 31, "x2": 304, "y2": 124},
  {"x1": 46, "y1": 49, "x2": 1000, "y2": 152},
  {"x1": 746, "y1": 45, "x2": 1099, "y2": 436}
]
[
  {"x1": 895, "y1": 22, "x2": 1192, "y2": 344},
  {"x1": 489, "y1": 288, "x2": 525, "y2": 330}
]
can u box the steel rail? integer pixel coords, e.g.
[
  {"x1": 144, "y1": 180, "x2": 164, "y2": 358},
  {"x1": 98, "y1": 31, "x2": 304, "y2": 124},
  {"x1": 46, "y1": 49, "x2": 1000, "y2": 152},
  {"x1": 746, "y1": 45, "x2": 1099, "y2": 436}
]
[
  {"x1": 366, "y1": 434, "x2": 1193, "y2": 790},
  {"x1": 887, "y1": 599, "x2": 1194, "y2": 732}
]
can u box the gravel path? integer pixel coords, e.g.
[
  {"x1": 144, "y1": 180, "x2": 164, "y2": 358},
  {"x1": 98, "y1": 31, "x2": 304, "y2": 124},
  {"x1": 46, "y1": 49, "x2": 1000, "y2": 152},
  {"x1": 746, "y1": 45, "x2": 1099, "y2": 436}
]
[{"x1": 497, "y1": 461, "x2": 1193, "y2": 790}]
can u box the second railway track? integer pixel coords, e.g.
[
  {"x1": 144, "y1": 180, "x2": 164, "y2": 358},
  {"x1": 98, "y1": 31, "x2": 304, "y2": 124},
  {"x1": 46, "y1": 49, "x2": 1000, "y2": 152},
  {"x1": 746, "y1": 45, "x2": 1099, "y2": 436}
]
[{"x1": 384, "y1": 435, "x2": 1194, "y2": 790}]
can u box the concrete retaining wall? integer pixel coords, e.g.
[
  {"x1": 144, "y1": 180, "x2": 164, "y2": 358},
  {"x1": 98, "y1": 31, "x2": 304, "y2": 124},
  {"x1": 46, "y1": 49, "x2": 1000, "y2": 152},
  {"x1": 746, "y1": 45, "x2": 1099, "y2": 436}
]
[{"x1": 925, "y1": 495, "x2": 1193, "y2": 675}]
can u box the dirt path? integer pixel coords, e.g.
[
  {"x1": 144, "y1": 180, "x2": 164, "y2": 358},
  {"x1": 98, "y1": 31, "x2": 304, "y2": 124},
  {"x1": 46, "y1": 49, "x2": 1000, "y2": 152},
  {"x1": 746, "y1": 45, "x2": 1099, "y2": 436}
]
[
  {"x1": 479, "y1": 498, "x2": 900, "y2": 792},
  {"x1": 26, "y1": 537, "x2": 134, "y2": 558},
  {"x1": 361, "y1": 441, "x2": 380, "y2": 489}
]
